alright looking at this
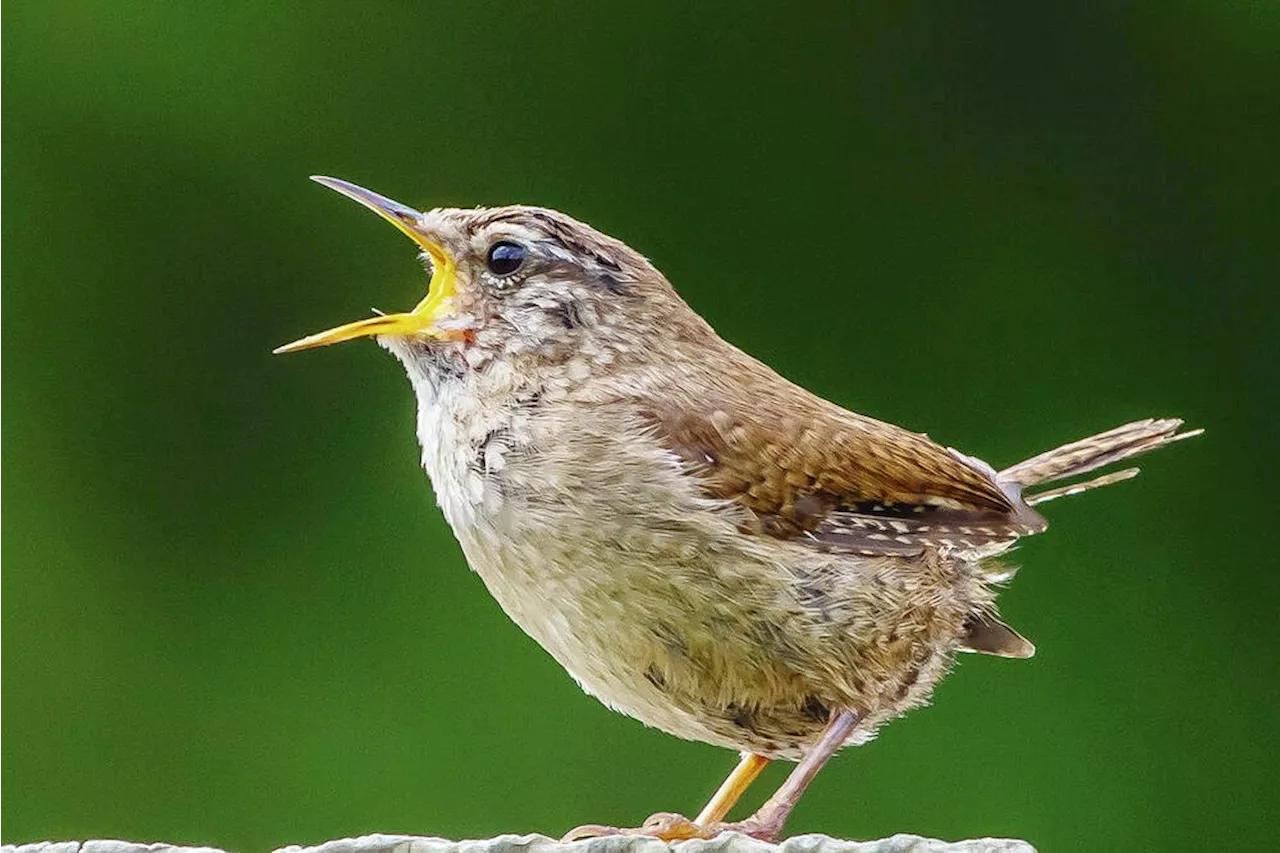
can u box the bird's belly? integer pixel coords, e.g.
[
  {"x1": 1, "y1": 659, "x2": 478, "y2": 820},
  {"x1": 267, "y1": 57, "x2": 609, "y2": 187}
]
[
  {"x1": 455, "y1": 517, "x2": 984, "y2": 760},
  {"x1": 455, "y1": 523, "x2": 746, "y2": 747}
]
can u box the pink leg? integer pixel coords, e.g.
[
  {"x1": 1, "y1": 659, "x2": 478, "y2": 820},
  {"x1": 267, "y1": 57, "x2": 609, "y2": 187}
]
[{"x1": 711, "y1": 709, "x2": 860, "y2": 841}]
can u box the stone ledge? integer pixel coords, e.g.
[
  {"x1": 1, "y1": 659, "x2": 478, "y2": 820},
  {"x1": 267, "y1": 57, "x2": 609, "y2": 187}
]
[{"x1": 2, "y1": 832, "x2": 1036, "y2": 853}]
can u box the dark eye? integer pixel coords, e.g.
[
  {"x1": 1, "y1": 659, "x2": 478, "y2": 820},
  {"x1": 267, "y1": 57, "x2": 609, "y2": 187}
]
[{"x1": 486, "y1": 240, "x2": 527, "y2": 277}]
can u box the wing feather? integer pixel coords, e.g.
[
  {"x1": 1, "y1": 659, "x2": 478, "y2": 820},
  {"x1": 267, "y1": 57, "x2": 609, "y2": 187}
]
[{"x1": 633, "y1": 362, "x2": 1044, "y2": 557}]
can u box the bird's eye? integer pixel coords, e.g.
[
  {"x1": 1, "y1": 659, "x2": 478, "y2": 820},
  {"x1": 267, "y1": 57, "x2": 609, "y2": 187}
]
[{"x1": 486, "y1": 240, "x2": 527, "y2": 277}]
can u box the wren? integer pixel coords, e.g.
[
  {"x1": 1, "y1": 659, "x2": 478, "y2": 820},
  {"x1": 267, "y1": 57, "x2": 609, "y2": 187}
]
[{"x1": 277, "y1": 177, "x2": 1199, "y2": 842}]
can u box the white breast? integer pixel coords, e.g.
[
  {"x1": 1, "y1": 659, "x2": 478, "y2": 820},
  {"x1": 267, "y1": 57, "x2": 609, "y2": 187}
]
[{"x1": 384, "y1": 340, "x2": 757, "y2": 741}]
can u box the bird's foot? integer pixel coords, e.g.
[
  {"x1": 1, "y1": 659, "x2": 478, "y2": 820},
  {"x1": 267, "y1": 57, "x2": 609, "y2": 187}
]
[
  {"x1": 702, "y1": 814, "x2": 783, "y2": 843},
  {"x1": 562, "y1": 810, "x2": 783, "y2": 843},
  {"x1": 561, "y1": 812, "x2": 707, "y2": 842}
]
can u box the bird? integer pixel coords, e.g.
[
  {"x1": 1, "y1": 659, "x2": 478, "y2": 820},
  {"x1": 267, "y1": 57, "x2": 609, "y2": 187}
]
[{"x1": 276, "y1": 176, "x2": 1200, "y2": 842}]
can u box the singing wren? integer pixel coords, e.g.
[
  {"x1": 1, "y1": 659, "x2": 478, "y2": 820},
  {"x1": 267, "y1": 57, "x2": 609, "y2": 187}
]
[{"x1": 276, "y1": 176, "x2": 1199, "y2": 842}]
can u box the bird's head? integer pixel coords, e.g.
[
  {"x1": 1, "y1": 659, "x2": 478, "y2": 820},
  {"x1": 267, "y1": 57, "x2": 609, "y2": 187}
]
[{"x1": 276, "y1": 177, "x2": 697, "y2": 373}]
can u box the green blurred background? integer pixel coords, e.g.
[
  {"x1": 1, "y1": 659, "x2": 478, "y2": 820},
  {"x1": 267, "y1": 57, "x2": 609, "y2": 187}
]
[{"x1": 5, "y1": 2, "x2": 1278, "y2": 850}]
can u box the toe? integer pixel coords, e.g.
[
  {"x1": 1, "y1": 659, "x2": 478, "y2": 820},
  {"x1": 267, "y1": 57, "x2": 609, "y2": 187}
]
[
  {"x1": 637, "y1": 812, "x2": 706, "y2": 841},
  {"x1": 703, "y1": 818, "x2": 780, "y2": 843},
  {"x1": 560, "y1": 824, "x2": 622, "y2": 842},
  {"x1": 562, "y1": 813, "x2": 708, "y2": 843}
]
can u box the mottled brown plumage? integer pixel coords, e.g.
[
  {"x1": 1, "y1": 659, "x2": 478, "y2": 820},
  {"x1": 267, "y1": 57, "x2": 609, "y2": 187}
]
[
  {"x1": 636, "y1": 369, "x2": 1045, "y2": 554},
  {"x1": 277, "y1": 177, "x2": 1200, "y2": 842}
]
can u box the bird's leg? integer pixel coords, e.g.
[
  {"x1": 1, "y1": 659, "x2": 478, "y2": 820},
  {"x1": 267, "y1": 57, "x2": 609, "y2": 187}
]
[
  {"x1": 560, "y1": 752, "x2": 770, "y2": 842},
  {"x1": 695, "y1": 752, "x2": 772, "y2": 824},
  {"x1": 706, "y1": 709, "x2": 860, "y2": 842},
  {"x1": 563, "y1": 711, "x2": 857, "y2": 842}
]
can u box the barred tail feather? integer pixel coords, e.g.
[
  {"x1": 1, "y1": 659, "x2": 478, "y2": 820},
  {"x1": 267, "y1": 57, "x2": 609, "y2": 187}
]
[
  {"x1": 1000, "y1": 418, "x2": 1201, "y2": 502},
  {"x1": 1023, "y1": 468, "x2": 1139, "y2": 506}
]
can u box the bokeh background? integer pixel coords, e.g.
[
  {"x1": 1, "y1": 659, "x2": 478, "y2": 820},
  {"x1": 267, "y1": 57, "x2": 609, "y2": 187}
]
[{"x1": 6, "y1": 3, "x2": 1278, "y2": 851}]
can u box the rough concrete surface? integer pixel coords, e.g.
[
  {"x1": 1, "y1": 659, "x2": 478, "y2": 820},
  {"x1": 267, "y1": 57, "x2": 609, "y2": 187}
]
[{"x1": 2, "y1": 832, "x2": 1035, "y2": 853}]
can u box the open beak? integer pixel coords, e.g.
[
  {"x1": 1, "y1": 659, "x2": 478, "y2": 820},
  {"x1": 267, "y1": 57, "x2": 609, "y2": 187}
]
[{"x1": 274, "y1": 176, "x2": 457, "y2": 354}]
